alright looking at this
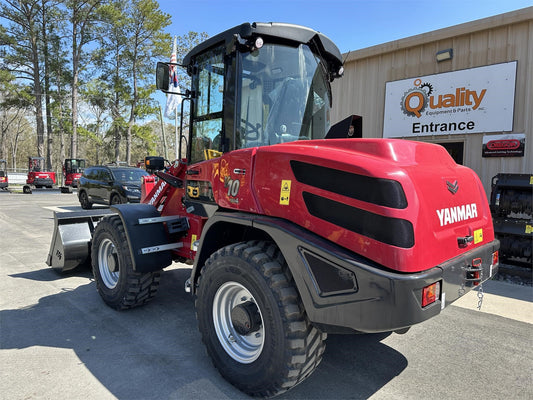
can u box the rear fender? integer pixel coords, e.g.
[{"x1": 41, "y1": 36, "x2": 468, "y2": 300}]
[{"x1": 190, "y1": 212, "x2": 305, "y2": 294}]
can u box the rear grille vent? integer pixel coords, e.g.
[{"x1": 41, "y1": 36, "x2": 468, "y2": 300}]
[
  {"x1": 290, "y1": 160, "x2": 407, "y2": 209},
  {"x1": 303, "y1": 192, "x2": 415, "y2": 248}
]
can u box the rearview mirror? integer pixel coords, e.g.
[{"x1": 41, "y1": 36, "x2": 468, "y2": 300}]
[{"x1": 156, "y1": 62, "x2": 170, "y2": 91}]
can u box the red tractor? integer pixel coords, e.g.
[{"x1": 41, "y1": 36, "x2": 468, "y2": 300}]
[
  {"x1": 48, "y1": 23, "x2": 499, "y2": 397},
  {"x1": 60, "y1": 158, "x2": 86, "y2": 193},
  {"x1": 23, "y1": 156, "x2": 56, "y2": 194},
  {"x1": 0, "y1": 159, "x2": 8, "y2": 190}
]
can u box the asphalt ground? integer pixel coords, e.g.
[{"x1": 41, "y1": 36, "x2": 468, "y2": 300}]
[{"x1": 1, "y1": 188, "x2": 532, "y2": 400}]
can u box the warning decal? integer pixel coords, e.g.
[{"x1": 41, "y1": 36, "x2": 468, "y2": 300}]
[
  {"x1": 474, "y1": 229, "x2": 483, "y2": 244},
  {"x1": 280, "y1": 180, "x2": 291, "y2": 205}
]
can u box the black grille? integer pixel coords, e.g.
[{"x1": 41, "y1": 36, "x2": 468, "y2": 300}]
[
  {"x1": 303, "y1": 192, "x2": 414, "y2": 248},
  {"x1": 303, "y1": 251, "x2": 358, "y2": 296},
  {"x1": 291, "y1": 160, "x2": 407, "y2": 209}
]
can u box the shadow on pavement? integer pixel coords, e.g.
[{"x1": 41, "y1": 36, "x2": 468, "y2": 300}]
[
  {"x1": 9, "y1": 265, "x2": 93, "y2": 282},
  {"x1": 1, "y1": 266, "x2": 407, "y2": 399}
]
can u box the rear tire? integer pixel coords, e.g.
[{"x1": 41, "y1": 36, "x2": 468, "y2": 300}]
[
  {"x1": 23, "y1": 185, "x2": 32, "y2": 194},
  {"x1": 91, "y1": 215, "x2": 160, "y2": 310},
  {"x1": 195, "y1": 241, "x2": 326, "y2": 397},
  {"x1": 79, "y1": 190, "x2": 92, "y2": 209}
]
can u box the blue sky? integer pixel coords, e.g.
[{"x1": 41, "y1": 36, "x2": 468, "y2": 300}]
[{"x1": 157, "y1": 0, "x2": 532, "y2": 54}]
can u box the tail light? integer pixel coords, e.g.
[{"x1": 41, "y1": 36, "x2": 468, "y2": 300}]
[
  {"x1": 422, "y1": 281, "x2": 440, "y2": 307},
  {"x1": 492, "y1": 251, "x2": 499, "y2": 266}
]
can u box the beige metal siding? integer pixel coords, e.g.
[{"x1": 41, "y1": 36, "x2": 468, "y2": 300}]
[{"x1": 331, "y1": 8, "x2": 533, "y2": 195}]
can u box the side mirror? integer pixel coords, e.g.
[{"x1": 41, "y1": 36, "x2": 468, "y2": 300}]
[
  {"x1": 144, "y1": 156, "x2": 165, "y2": 173},
  {"x1": 156, "y1": 62, "x2": 170, "y2": 91}
]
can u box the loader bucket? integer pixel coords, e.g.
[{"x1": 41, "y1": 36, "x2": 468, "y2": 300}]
[{"x1": 47, "y1": 209, "x2": 114, "y2": 273}]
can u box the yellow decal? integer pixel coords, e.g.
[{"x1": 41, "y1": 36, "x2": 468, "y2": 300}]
[
  {"x1": 280, "y1": 180, "x2": 291, "y2": 205},
  {"x1": 187, "y1": 185, "x2": 199, "y2": 198},
  {"x1": 530, "y1": 176, "x2": 533, "y2": 185},
  {"x1": 191, "y1": 234, "x2": 197, "y2": 251},
  {"x1": 526, "y1": 225, "x2": 533, "y2": 234},
  {"x1": 204, "y1": 149, "x2": 222, "y2": 160},
  {"x1": 474, "y1": 229, "x2": 483, "y2": 244}
]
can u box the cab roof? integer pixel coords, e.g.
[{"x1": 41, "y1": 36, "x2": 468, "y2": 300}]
[{"x1": 183, "y1": 22, "x2": 343, "y2": 74}]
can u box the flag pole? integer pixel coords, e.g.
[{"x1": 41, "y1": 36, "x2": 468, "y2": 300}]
[
  {"x1": 159, "y1": 105, "x2": 168, "y2": 160},
  {"x1": 163, "y1": 35, "x2": 181, "y2": 161},
  {"x1": 175, "y1": 107, "x2": 179, "y2": 160}
]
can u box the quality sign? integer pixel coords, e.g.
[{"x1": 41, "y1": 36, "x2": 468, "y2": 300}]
[{"x1": 383, "y1": 61, "x2": 517, "y2": 138}]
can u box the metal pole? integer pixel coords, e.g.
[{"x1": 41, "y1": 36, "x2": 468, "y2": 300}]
[
  {"x1": 159, "y1": 106, "x2": 169, "y2": 160},
  {"x1": 175, "y1": 110, "x2": 179, "y2": 160}
]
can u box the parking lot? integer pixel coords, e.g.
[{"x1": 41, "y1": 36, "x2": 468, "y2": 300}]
[{"x1": 1, "y1": 189, "x2": 532, "y2": 400}]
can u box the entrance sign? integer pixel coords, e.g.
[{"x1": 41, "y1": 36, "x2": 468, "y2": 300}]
[{"x1": 383, "y1": 61, "x2": 517, "y2": 138}]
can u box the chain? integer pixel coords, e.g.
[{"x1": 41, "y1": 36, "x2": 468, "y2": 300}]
[{"x1": 477, "y1": 282, "x2": 484, "y2": 310}]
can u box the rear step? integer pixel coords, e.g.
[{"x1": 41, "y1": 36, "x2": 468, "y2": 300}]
[{"x1": 47, "y1": 209, "x2": 114, "y2": 273}]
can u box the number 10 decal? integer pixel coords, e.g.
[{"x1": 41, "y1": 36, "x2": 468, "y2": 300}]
[{"x1": 224, "y1": 176, "x2": 240, "y2": 197}]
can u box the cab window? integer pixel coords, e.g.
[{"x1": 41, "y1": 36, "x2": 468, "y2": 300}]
[{"x1": 190, "y1": 46, "x2": 225, "y2": 163}]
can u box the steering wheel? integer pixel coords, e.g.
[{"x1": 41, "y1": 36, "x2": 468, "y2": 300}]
[{"x1": 241, "y1": 119, "x2": 260, "y2": 141}]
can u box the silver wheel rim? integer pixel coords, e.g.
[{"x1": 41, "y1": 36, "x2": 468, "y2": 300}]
[
  {"x1": 213, "y1": 281, "x2": 265, "y2": 363},
  {"x1": 97, "y1": 238, "x2": 119, "y2": 289}
]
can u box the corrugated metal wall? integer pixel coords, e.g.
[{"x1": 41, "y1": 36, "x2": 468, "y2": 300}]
[{"x1": 331, "y1": 7, "x2": 533, "y2": 196}]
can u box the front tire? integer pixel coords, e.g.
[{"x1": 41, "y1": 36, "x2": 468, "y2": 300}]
[
  {"x1": 196, "y1": 241, "x2": 326, "y2": 397},
  {"x1": 91, "y1": 215, "x2": 160, "y2": 310},
  {"x1": 110, "y1": 194, "x2": 122, "y2": 205}
]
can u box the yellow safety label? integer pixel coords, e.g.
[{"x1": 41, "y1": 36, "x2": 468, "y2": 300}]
[
  {"x1": 280, "y1": 180, "x2": 291, "y2": 205},
  {"x1": 474, "y1": 228, "x2": 483, "y2": 244},
  {"x1": 530, "y1": 176, "x2": 533, "y2": 185},
  {"x1": 526, "y1": 225, "x2": 533, "y2": 234},
  {"x1": 191, "y1": 234, "x2": 197, "y2": 250}
]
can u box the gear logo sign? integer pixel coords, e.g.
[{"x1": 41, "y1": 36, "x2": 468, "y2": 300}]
[{"x1": 400, "y1": 79, "x2": 434, "y2": 118}]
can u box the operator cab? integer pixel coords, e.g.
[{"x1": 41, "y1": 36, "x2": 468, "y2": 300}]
[
  {"x1": 64, "y1": 158, "x2": 86, "y2": 174},
  {"x1": 29, "y1": 156, "x2": 46, "y2": 172},
  {"x1": 156, "y1": 22, "x2": 344, "y2": 164}
]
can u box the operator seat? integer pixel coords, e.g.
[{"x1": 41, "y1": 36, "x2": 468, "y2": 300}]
[{"x1": 265, "y1": 78, "x2": 307, "y2": 144}]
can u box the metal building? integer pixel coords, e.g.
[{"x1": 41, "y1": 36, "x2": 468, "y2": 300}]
[{"x1": 331, "y1": 7, "x2": 533, "y2": 196}]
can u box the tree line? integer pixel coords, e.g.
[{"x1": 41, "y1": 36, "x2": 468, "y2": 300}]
[{"x1": 0, "y1": 0, "x2": 207, "y2": 175}]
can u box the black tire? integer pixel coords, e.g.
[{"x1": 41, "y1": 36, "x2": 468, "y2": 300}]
[
  {"x1": 23, "y1": 185, "x2": 32, "y2": 194},
  {"x1": 195, "y1": 241, "x2": 326, "y2": 397},
  {"x1": 110, "y1": 194, "x2": 122, "y2": 205},
  {"x1": 79, "y1": 190, "x2": 92, "y2": 209},
  {"x1": 91, "y1": 215, "x2": 161, "y2": 310}
]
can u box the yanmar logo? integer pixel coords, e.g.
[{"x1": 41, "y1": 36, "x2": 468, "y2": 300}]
[
  {"x1": 446, "y1": 180, "x2": 458, "y2": 194},
  {"x1": 148, "y1": 181, "x2": 167, "y2": 205},
  {"x1": 436, "y1": 203, "x2": 478, "y2": 227}
]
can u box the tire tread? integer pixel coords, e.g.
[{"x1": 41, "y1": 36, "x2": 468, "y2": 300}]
[{"x1": 197, "y1": 240, "x2": 326, "y2": 397}]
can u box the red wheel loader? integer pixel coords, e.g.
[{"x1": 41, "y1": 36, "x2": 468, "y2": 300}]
[
  {"x1": 23, "y1": 156, "x2": 56, "y2": 194},
  {"x1": 47, "y1": 22, "x2": 499, "y2": 397}
]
